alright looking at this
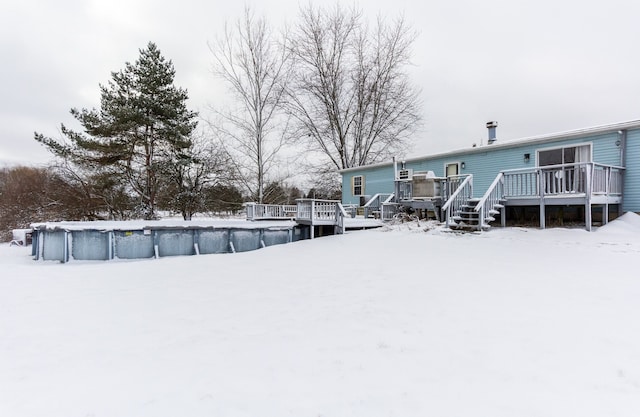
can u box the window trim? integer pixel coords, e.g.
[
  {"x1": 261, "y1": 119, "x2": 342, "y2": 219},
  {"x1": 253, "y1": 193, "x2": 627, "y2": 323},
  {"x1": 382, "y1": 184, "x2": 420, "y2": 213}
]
[
  {"x1": 536, "y1": 142, "x2": 592, "y2": 166},
  {"x1": 444, "y1": 161, "x2": 461, "y2": 177},
  {"x1": 351, "y1": 175, "x2": 364, "y2": 196}
]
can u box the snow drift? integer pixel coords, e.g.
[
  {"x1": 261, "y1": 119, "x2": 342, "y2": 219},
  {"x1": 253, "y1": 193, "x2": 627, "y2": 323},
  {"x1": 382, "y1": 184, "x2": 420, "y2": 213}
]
[{"x1": 1, "y1": 215, "x2": 640, "y2": 416}]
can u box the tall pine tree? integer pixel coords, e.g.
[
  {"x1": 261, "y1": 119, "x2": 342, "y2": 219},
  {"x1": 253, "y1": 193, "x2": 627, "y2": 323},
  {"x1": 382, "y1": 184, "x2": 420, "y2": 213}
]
[{"x1": 35, "y1": 42, "x2": 198, "y2": 219}]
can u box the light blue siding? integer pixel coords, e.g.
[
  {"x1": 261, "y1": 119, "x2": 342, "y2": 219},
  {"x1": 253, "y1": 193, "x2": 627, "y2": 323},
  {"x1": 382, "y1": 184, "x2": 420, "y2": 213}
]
[
  {"x1": 342, "y1": 165, "x2": 395, "y2": 205},
  {"x1": 342, "y1": 128, "x2": 638, "y2": 209},
  {"x1": 623, "y1": 129, "x2": 640, "y2": 212}
]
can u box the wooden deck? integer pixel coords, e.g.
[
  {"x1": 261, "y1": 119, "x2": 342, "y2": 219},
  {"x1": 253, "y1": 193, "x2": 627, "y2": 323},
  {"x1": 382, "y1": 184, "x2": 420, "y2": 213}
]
[
  {"x1": 245, "y1": 199, "x2": 383, "y2": 238},
  {"x1": 466, "y1": 162, "x2": 625, "y2": 231}
]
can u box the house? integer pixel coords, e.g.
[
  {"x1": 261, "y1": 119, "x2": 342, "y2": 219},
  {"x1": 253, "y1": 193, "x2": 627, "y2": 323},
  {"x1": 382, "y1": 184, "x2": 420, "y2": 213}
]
[{"x1": 340, "y1": 120, "x2": 640, "y2": 231}]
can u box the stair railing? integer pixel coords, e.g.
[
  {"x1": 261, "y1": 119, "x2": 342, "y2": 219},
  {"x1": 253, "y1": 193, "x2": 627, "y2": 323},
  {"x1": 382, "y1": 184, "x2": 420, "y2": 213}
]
[
  {"x1": 335, "y1": 202, "x2": 348, "y2": 234},
  {"x1": 474, "y1": 172, "x2": 505, "y2": 229},
  {"x1": 380, "y1": 202, "x2": 399, "y2": 221},
  {"x1": 441, "y1": 174, "x2": 473, "y2": 228},
  {"x1": 363, "y1": 193, "x2": 394, "y2": 218}
]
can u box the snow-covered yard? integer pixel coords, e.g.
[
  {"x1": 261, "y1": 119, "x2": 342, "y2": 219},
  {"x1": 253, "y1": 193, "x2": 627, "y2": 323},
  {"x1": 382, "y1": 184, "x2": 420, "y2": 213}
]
[{"x1": 2, "y1": 215, "x2": 640, "y2": 417}]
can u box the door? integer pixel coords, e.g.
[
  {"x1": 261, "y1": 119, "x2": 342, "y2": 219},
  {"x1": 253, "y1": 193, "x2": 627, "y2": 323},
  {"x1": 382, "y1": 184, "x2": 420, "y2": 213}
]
[
  {"x1": 445, "y1": 162, "x2": 459, "y2": 177},
  {"x1": 538, "y1": 144, "x2": 591, "y2": 193}
]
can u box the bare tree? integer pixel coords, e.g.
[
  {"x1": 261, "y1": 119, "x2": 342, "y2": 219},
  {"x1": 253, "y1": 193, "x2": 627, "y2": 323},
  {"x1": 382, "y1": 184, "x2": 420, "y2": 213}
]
[
  {"x1": 0, "y1": 166, "x2": 102, "y2": 240},
  {"x1": 209, "y1": 7, "x2": 293, "y2": 203},
  {"x1": 156, "y1": 132, "x2": 234, "y2": 220},
  {"x1": 288, "y1": 3, "x2": 421, "y2": 172}
]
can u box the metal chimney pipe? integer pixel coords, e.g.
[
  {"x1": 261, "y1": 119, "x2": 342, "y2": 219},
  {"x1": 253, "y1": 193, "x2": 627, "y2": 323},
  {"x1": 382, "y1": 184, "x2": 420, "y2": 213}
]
[{"x1": 487, "y1": 121, "x2": 498, "y2": 144}]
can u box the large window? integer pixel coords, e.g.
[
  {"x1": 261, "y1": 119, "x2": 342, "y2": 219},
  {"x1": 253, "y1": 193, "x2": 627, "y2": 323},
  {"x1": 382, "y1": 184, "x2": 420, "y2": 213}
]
[
  {"x1": 537, "y1": 144, "x2": 591, "y2": 193},
  {"x1": 537, "y1": 144, "x2": 591, "y2": 166},
  {"x1": 352, "y1": 175, "x2": 364, "y2": 196}
]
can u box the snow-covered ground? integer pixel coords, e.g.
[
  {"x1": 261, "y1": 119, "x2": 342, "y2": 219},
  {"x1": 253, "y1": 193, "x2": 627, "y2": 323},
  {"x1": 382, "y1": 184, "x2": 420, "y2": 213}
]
[{"x1": 2, "y1": 215, "x2": 640, "y2": 417}]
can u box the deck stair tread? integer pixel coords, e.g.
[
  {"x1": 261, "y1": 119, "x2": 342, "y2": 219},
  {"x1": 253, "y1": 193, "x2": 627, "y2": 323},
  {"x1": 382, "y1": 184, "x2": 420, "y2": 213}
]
[{"x1": 449, "y1": 196, "x2": 501, "y2": 232}]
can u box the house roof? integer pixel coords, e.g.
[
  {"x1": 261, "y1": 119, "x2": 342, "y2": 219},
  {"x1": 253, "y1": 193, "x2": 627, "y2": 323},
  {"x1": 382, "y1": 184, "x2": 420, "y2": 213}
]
[{"x1": 339, "y1": 119, "x2": 640, "y2": 173}]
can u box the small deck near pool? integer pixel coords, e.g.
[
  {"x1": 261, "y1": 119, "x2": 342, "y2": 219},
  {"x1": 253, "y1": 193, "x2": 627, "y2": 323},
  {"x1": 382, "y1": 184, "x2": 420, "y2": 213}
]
[{"x1": 245, "y1": 199, "x2": 383, "y2": 238}]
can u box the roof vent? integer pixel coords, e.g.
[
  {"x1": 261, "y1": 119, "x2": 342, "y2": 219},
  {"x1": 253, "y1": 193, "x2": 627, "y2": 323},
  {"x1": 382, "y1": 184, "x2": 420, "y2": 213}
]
[{"x1": 487, "y1": 121, "x2": 498, "y2": 144}]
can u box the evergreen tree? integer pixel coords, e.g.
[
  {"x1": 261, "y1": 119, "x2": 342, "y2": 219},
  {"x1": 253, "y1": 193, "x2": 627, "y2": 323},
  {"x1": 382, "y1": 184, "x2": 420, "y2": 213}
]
[{"x1": 35, "y1": 42, "x2": 198, "y2": 219}]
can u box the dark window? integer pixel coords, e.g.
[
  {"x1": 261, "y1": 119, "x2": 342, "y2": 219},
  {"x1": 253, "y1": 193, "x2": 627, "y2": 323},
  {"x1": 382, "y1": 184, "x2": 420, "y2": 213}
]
[
  {"x1": 538, "y1": 149, "x2": 562, "y2": 166},
  {"x1": 538, "y1": 146, "x2": 584, "y2": 166},
  {"x1": 352, "y1": 175, "x2": 364, "y2": 196}
]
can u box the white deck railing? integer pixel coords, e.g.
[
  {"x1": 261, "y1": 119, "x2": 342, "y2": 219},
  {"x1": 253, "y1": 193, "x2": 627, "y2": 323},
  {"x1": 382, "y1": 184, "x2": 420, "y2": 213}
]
[
  {"x1": 334, "y1": 202, "x2": 348, "y2": 234},
  {"x1": 499, "y1": 163, "x2": 624, "y2": 199},
  {"x1": 296, "y1": 199, "x2": 339, "y2": 221},
  {"x1": 473, "y1": 162, "x2": 625, "y2": 229},
  {"x1": 381, "y1": 202, "x2": 399, "y2": 221},
  {"x1": 503, "y1": 169, "x2": 538, "y2": 198},
  {"x1": 592, "y1": 163, "x2": 624, "y2": 195},
  {"x1": 245, "y1": 203, "x2": 297, "y2": 220},
  {"x1": 296, "y1": 199, "x2": 348, "y2": 237},
  {"x1": 363, "y1": 193, "x2": 394, "y2": 218},
  {"x1": 474, "y1": 172, "x2": 505, "y2": 229},
  {"x1": 443, "y1": 175, "x2": 468, "y2": 201},
  {"x1": 441, "y1": 174, "x2": 473, "y2": 228}
]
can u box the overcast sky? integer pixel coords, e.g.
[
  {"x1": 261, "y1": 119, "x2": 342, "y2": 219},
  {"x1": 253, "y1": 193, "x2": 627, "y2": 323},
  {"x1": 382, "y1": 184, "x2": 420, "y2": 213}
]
[{"x1": 2, "y1": 0, "x2": 640, "y2": 166}]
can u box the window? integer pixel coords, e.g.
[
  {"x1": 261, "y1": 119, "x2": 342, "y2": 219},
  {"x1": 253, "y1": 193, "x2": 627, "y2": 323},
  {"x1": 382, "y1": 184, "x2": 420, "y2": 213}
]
[
  {"x1": 352, "y1": 175, "x2": 364, "y2": 196},
  {"x1": 445, "y1": 162, "x2": 459, "y2": 177},
  {"x1": 537, "y1": 144, "x2": 591, "y2": 193},
  {"x1": 537, "y1": 144, "x2": 591, "y2": 166}
]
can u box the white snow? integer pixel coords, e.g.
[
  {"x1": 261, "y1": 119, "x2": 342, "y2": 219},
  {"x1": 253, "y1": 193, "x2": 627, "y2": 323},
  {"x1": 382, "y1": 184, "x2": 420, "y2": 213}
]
[
  {"x1": 31, "y1": 218, "x2": 297, "y2": 231},
  {"x1": 2, "y1": 216, "x2": 640, "y2": 416}
]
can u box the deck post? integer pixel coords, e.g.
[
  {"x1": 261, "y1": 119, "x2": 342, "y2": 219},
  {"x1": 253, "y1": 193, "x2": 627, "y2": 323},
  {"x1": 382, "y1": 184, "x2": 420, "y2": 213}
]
[
  {"x1": 585, "y1": 163, "x2": 592, "y2": 231},
  {"x1": 501, "y1": 206, "x2": 506, "y2": 228},
  {"x1": 603, "y1": 204, "x2": 609, "y2": 225},
  {"x1": 311, "y1": 200, "x2": 316, "y2": 239},
  {"x1": 245, "y1": 202, "x2": 255, "y2": 221},
  {"x1": 538, "y1": 170, "x2": 546, "y2": 229}
]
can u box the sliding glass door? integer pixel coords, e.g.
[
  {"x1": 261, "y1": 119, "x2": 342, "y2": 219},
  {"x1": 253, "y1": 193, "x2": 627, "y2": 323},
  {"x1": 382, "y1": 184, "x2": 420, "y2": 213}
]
[{"x1": 537, "y1": 144, "x2": 591, "y2": 193}]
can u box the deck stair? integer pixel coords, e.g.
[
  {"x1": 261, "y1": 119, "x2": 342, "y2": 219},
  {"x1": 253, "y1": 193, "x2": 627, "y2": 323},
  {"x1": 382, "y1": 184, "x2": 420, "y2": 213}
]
[
  {"x1": 450, "y1": 197, "x2": 505, "y2": 232},
  {"x1": 451, "y1": 198, "x2": 485, "y2": 231},
  {"x1": 441, "y1": 161, "x2": 625, "y2": 232}
]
